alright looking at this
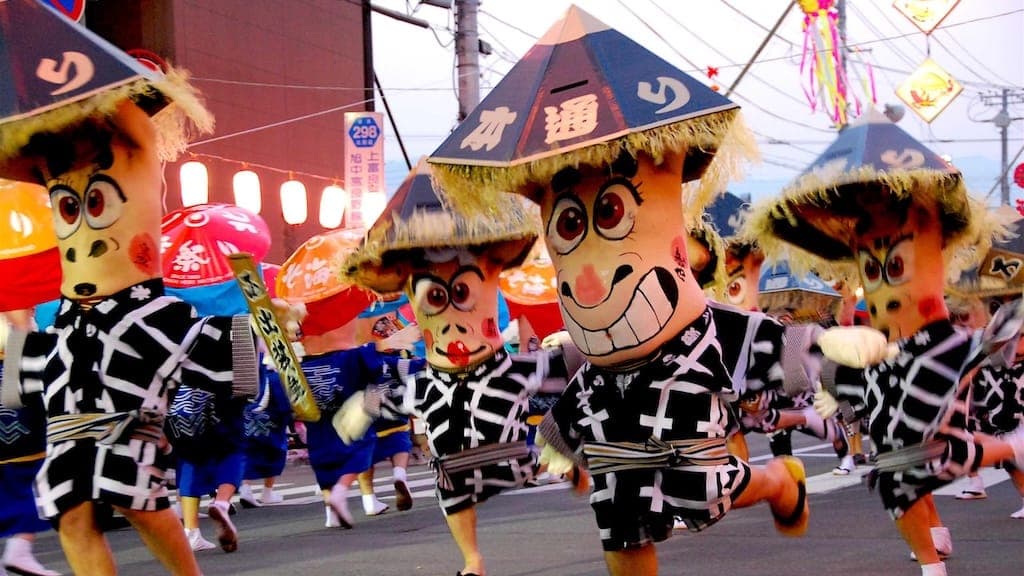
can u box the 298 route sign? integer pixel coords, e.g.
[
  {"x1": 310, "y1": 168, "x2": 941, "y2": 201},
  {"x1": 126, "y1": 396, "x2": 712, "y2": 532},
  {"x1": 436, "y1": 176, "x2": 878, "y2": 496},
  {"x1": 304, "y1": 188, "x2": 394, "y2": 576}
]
[{"x1": 348, "y1": 116, "x2": 381, "y2": 148}]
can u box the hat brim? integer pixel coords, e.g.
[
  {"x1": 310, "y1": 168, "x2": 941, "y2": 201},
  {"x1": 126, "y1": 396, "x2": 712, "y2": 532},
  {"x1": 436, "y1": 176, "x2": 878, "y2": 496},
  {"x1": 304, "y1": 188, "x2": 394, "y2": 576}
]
[
  {"x1": 344, "y1": 206, "x2": 539, "y2": 294},
  {"x1": 746, "y1": 166, "x2": 987, "y2": 282},
  {"x1": 430, "y1": 109, "x2": 757, "y2": 218},
  {"x1": 0, "y1": 67, "x2": 213, "y2": 165}
]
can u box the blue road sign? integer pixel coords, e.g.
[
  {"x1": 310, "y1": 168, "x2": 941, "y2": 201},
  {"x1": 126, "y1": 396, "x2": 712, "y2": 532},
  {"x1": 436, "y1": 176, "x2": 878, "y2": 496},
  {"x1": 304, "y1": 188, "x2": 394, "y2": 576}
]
[{"x1": 348, "y1": 116, "x2": 381, "y2": 148}]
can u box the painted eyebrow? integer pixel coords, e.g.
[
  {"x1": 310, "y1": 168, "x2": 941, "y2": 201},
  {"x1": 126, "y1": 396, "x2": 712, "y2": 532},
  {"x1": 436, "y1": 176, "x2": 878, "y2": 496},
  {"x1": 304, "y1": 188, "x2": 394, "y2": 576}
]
[
  {"x1": 550, "y1": 167, "x2": 581, "y2": 194},
  {"x1": 412, "y1": 272, "x2": 445, "y2": 287},
  {"x1": 855, "y1": 232, "x2": 915, "y2": 253},
  {"x1": 452, "y1": 265, "x2": 485, "y2": 282},
  {"x1": 88, "y1": 174, "x2": 128, "y2": 202}
]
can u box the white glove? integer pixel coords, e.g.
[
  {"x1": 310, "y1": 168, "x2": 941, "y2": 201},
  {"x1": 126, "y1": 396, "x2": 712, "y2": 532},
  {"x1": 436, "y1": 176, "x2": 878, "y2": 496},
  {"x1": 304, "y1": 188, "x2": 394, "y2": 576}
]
[
  {"x1": 541, "y1": 330, "x2": 572, "y2": 350},
  {"x1": 270, "y1": 298, "x2": 307, "y2": 341},
  {"x1": 538, "y1": 442, "x2": 574, "y2": 476},
  {"x1": 813, "y1": 390, "x2": 839, "y2": 419},
  {"x1": 332, "y1": 391, "x2": 374, "y2": 445},
  {"x1": 377, "y1": 324, "x2": 422, "y2": 352},
  {"x1": 817, "y1": 326, "x2": 894, "y2": 368}
]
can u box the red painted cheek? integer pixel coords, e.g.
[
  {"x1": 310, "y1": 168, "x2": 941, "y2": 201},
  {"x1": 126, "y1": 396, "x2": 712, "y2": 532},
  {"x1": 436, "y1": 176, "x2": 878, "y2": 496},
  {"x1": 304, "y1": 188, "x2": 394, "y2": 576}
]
[
  {"x1": 918, "y1": 296, "x2": 941, "y2": 318},
  {"x1": 130, "y1": 234, "x2": 158, "y2": 275},
  {"x1": 422, "y1": 329, "x2": 435, "y2": 351},
  {"x1": 482, "y1": 317, "x2": 499, "y2": 339},
  {"x1": 670, "y1": 235, "x2": 688, "y2": 268}
]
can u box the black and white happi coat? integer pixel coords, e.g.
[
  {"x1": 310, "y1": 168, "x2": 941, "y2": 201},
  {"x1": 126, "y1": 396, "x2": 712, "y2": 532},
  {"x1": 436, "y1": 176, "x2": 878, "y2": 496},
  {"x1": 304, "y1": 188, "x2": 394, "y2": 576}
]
[
  {"x1": 540, "y1": 304, "x2": 815, "y2": 551},
  {"x1": 823, "y1": 319, "x2": 980, "y2": 518},
  {"x1": 394, "y1": 347, "x2": 546, "y2": 515},
  {"x1": 971, "y1": 361, "x2": 1024, "y2": 437},
  {"x1": 703, "y1": 302, "x2": 823, "y2": 436},
  {"x1": 0, "y1": 279, "x2": 255, "y2": 519}
]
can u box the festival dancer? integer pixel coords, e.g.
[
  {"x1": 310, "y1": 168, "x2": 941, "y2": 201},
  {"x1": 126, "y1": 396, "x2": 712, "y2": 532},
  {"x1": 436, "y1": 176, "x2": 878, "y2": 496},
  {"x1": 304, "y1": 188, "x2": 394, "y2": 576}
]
[
  {"x1": 239, "y1": 359, "x2": 294, "y2": 509},
  {"x1": 748, "y1": 108, "x2": 1024, "y2": 576},
  {"x1": 357, "y1": 351, "x2": 427, "y2": 516},
  {"x1": 0, "y1": 8, "x2": 302, "y2": 573},
  {"x1": 338, "y1": 160, "x2": 552, "y2": 576},
  {"x1": 969, "y1": 325, "x2": 1024, "y2": 517},
  {"x1": 165, "y1": 379, "x2": 248, "y2": 553},
  {"x1": 0, "y1": 315, "x2": 61, "y2": 576},
  {"x1": 425, "y1": 8, "x2": 889, "y2": 575},
  {"x1": 297, "y1": 318, "x2": 419, "y2": 529}
]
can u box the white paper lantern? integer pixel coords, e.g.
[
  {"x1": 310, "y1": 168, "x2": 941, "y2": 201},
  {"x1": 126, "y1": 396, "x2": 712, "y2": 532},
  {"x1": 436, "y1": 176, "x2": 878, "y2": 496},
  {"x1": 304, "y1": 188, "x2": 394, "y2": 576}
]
[
  {"x1": 179, "y1": 161, "x2": 209, "y2": 207},
  {"x1": 233, "y1": 170, "x2": 262, "y2": 214},
  {"x1": 319, "y1": 185, "x2": 347, "y2": 229},
  {"x1": 280, "y1": 180, "x2": 308, "y2": 225}
]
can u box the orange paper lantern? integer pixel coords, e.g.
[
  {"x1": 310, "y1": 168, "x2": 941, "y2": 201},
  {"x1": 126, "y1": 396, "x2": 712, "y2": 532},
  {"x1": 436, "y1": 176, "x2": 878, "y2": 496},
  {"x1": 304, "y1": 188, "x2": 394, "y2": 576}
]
[{"x1": 277, "y1": 228, "x2": 375, "y2": 335}]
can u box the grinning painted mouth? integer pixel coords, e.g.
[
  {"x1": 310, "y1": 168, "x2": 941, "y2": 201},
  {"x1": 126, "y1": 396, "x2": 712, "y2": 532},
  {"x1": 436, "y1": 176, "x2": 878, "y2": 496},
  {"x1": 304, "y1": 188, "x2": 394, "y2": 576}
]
[{"x1": 561, "y1": 267, "x2": 678, "y2": 357}]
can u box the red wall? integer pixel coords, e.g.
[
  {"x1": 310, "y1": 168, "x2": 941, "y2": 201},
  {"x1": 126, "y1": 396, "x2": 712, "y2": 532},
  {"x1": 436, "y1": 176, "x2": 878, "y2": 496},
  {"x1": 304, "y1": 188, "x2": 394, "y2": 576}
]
[{"x1": 86, "y1": 0, "x2": 368, "y2": 263}]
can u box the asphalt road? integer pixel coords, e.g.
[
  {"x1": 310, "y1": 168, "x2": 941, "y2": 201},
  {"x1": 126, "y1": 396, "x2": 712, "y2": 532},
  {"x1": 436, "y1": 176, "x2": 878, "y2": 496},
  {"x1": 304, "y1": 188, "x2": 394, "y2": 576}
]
[{"x1": 24, "y1": 434, "x2": 1024, "y2": 576}]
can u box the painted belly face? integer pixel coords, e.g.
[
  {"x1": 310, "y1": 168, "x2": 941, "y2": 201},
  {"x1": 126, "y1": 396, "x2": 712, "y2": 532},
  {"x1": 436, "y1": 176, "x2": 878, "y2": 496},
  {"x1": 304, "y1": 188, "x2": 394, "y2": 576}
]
[
  {"x1": 406, "y1": 254, "x2": 505, "y2": 372},
  {"x1": 853, "y1": 197, "x2": 947, "y2": 341},
  {"x1": 538, "y1": 150, "x2": 706, "y2": 367},
  {"x1": 39, "y1": 103, "x2": 163, "y2": 299}
]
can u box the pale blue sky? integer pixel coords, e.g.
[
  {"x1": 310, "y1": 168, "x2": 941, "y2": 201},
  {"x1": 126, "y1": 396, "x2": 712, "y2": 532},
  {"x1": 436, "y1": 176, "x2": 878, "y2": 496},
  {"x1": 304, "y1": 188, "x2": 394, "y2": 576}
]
[{"x1": 369, "y1": 0, "x2": 1024, "y2": 205}]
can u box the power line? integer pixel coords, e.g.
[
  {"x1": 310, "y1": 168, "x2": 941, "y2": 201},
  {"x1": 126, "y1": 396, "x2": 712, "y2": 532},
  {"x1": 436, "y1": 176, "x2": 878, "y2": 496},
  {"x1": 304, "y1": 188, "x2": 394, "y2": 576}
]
[
  {"x1": 190, "y1": 97, "x2": 375, "y2": 147},
  {"x1": 646, "y1": 0, "x2": 810, "y2": 110},
  {"x1": 939, "y1": 29, "x2": 1020, "y2": 89},
  {"x1": 192, "y1": 77, "x2": 455, "y2": 92},
  {"x1": 985, "y1": 142, "x2": 1024, "y2": 201},
  {"x1": 616, "y1": 0, "x2": 835, "y2": 137},
  {"x1": 478, "y1": 8, "x2": 539, "y2": 40}
]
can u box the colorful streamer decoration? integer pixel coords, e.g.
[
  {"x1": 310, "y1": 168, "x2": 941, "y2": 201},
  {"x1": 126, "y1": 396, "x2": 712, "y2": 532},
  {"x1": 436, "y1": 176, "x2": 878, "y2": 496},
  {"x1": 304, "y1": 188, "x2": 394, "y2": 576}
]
[{"x1": 799, "y1": 0, "x2": 872, "y2": 125}]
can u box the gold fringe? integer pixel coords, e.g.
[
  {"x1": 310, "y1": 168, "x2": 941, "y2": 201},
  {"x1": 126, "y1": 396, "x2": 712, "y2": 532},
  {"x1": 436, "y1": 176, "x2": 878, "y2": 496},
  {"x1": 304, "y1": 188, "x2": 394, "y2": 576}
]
[
  {"x1": 344, "y1": 193, "x2": 541, "y2": 293},
  {"x1": 745, "y1": 172, "x2": 1003, "y2": 287},
  {"x1": 688, "y1": 214, "x2": 728, "y2": 296},
  {"x1": 430, "y1": 109, "x2": 758, "y2": 217},
  {"x1": 0, "y1": 67, "x2": 213, "y2": 163}
]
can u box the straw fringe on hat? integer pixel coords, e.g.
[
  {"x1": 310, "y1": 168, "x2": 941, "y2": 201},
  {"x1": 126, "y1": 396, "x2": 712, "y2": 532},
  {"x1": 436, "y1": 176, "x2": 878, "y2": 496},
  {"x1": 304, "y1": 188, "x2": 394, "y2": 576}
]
[
  {"x1": 432, "y1": 109, "x2": 757, "y2": 218},
  {"x1": 747, "y1": 190, "x2": 1002, "y2": 287},
  {"x1": 688, "y1": 214, "x2": 727, "y2": 295},
  {"x1": 344, "y1": 160, "x2": 540, "y2": 295},
  {"x1": 0, "y1": 67, "x2": 213, "y2": 163}
]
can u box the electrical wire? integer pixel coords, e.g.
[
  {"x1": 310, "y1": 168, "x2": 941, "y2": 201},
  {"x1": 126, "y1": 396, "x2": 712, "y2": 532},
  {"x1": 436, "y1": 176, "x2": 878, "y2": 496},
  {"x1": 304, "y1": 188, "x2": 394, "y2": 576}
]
[
  {"x1": 939, "y1": 29, "x2": 1020, "y2": 89},
  {"x1": 984, "y1": 142, "x2": 1024, "y2": 201},
  {"x1": 191, "y1": 77, "x2": 453, "y2": 92},
  {"x1": 646, "y1": 0, "x2": 812, "y2": 110},
  {"x1": 616, "y1": 0, "x2": 835, "y2": 136},
  {"x1": 189, "y1": 97, "x2": 375, "y2": 147},
  {"x1": 478, "y1": 8, "x2": 539, "y2": 40},
  {"x1": 184, "y1": 151, "x2": 343, "y2": 183}
]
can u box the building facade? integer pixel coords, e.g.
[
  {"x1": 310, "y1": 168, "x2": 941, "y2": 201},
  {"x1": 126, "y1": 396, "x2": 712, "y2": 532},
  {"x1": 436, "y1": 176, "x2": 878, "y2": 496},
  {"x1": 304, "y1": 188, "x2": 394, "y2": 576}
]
[{"x1": 86, "y1": 0, "x2": 371, "y2": 262}]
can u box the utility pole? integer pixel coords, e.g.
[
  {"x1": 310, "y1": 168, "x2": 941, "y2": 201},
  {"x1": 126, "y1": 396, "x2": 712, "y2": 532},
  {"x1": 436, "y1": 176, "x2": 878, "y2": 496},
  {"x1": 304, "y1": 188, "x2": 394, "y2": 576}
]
[
  {"x1": 455, "y1": 0, "x2": 480, "y2": 121},
  {"x1": 979, "y1": 88, "x2": 1024, "y2": 205}
]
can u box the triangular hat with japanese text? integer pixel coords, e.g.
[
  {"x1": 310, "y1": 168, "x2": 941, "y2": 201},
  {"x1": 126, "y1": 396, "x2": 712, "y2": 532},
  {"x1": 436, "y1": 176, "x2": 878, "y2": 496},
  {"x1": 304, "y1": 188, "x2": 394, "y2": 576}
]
[
  {"x1": 343, "y1": 158, "x2": 539, "y2": 294},
  {"x1": 428, "y1": 4, "x2": 755, "y2": 215},
  {"x1": 0, "y1": 0, "x2": 212, "y2": 165}
]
